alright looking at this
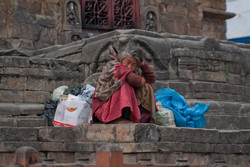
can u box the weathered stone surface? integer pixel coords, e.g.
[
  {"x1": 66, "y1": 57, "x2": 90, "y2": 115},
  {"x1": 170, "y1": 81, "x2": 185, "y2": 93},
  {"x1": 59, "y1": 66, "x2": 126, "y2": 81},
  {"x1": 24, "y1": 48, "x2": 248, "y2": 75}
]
[
  {"x1": 115, "y1": 142, "x2": 158, "y2": 153},
  {"x1": 86, "y1": 124, "x2": 115, "y2": 142},
  {"x1": 38, "y1": 127, "x2": 76, "y2": 142},
  {"x1": 0, "y1": 117, "x2": 17, "y2": 127},
  {"x1": 16, "y1": 118, "x2": 46, "y2": 127},
  {"x1": 0, "y1": 90, "x2": 24, "y2": 103},
  {"x1": 0, "y1": 67, "x2": 22, "y2": 75},
  {"x1": 47, "y1": 152, "x2": 75, "y2": 163},
  {"x1": 205, "y1": 115, "x2": 250, "y2": 130},
  {"x1": 0, "y1": 56, "x2": 29, "y2": 67},
  {"x1": 134, "y1": 124, "x2": 160, "y2": 142},
  {"x1": 24, "y1": 91, "x2": 50, "y2": 103},
  {"x1": 0, "y1": 76, "x2": 27, "y2": 91},
  {"x1": 115, "y1": 124, "x2": 135, "y2": 142},
  {"x1": 0, "y1": 127, "x2": 37, "y2": 141},
  {"x1": 19, "y1": 103, "x2": 44, "y2": 115}
]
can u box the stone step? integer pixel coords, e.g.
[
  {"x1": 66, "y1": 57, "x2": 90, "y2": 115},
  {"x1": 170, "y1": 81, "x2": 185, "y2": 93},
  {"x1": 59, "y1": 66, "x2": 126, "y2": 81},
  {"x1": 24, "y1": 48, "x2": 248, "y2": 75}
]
[
  {"x1": 0, "y1": 103, "x2": 46, "y2": 127},
  {"x1": 0, "y1": 124, "x2": 249, "y2": 166},
  {"x1": 0, "y1": 116, "x2": 46, "y2": 127},
  {"x1": 0, "y1": 103, "x2": 44, "y2": 116},
  {"x1": 1, "y1": 100, "x2": 250, "y2": 129},
  {"x1": 186, "y1": 100, "x2": 250, "y2": 129}
]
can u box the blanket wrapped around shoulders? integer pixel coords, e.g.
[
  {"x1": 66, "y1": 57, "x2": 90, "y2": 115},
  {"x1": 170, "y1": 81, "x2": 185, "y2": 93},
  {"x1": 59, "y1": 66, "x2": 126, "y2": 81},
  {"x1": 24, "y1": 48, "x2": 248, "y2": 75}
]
[{"x1": 94, "y1": 60, "x2": 132, "y2": 101}]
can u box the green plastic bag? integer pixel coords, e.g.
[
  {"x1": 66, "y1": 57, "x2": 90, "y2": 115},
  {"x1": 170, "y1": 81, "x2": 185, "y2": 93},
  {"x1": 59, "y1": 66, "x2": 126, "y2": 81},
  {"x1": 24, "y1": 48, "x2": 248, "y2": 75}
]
[{"x1": 155, "y1": 101, "x2": 176, "y2": 127}]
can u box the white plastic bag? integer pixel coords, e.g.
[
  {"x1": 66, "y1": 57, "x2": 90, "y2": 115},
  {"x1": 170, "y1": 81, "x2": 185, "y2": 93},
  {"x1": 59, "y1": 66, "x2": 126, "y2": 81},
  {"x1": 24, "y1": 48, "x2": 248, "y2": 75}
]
[
  {"x1": 53, "y1": 94, "x2": 92, "y2": 127},
  {"x1": 52, "y1": 85, "x2": 68, "y2": 101},
  {"x1": 155, "y1": 101, "x2": 176, "y2": 127}
]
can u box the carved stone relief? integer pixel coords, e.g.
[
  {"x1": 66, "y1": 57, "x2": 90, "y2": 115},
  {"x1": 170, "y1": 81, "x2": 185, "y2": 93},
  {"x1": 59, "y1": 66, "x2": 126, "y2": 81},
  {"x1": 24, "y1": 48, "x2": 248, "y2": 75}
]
[
  {"x1": 146, "y1": 11, "x2": 157, "y2": 31},
  {"x1": 62, "y1": 0, "x2": 82, "y2": 30}
]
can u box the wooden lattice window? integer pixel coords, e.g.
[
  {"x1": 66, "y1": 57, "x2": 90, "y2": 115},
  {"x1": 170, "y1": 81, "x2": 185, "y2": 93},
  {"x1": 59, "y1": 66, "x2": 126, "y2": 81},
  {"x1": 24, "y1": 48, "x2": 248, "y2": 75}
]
[{"x1": 80, "y1": 0, "x2": 139, "y2": 30}]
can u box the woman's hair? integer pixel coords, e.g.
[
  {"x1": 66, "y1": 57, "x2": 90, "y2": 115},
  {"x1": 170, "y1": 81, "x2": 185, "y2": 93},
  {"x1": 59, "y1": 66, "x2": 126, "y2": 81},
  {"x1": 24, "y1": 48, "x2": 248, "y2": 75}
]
[
  {"x1": 119, "y1": 47, "x2": 144, "y2": 65},
  {"x1": 119, "y1": 47, "x2": 144, "y2": 74}
]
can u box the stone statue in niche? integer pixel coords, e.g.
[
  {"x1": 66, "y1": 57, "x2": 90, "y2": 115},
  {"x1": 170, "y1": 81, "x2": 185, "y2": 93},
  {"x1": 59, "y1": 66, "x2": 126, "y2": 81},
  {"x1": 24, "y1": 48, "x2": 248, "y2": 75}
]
[
  {"x1": 71, "y1": 34, "x2": 81, "y2": 42},
  {"x1": 146, "y1": 12, "x2": 157, "y2": 31},
  {"x1": 66, "y1": 1, "x2": 79, "y2": 25}
]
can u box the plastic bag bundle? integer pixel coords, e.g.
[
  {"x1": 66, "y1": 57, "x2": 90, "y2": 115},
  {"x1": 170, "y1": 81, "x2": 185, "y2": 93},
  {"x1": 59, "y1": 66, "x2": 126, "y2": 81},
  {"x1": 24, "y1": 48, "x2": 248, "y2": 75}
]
[
  {"x1": 155, "y1": 88, "x2": 210, "y2": 128},
  {"x1": 52, "y1": 85, "x2": 68, "y2": 101},
  {"x1": 155, "y1": 101, "x2": 176, "y2": 127},
  {"x1": 53, "y1": 84, "x2": 95, "y2": 127}
]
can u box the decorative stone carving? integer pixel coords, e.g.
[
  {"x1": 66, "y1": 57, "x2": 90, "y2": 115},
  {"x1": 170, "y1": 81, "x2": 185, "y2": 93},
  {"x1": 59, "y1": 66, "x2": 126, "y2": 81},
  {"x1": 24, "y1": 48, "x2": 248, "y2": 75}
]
[
  {"x1": 66, "y1": 1, "x2": 80, "y2": 25},
  {"x1": 62, "y1": 0, "x2": 82, "y2": 30},
  {"x1": 142, "y1": 6, "x2": 160, "y2": 32},
  {"x1": 146, "y1": 11, "x2": 157, "y2": 31}
]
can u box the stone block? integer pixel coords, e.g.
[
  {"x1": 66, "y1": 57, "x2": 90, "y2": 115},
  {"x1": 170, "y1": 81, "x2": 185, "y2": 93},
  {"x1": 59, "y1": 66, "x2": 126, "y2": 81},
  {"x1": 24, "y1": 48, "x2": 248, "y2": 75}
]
[
  {"x1": 75, "y1": 124, "x2": 89, "y2": 142},
  {"x1": 24, "y1": 91, "x2": 50, "y2": 103},
  {"x1": 0, "y1": 117, "x2": 17, "y2": 127},
  {"x1": 158, "y1": 142, "x2": 182, "y2": 152},
  {"x1": 193, "y1": 71, "x2": 227, "y2": 82},
  {"x1": 0, "y1": 90, "x2": 24, "y2": 103},
  {"x1": 0, "y1": 127, "x2": 37, "y2": 141},
  {"x1": 0, "y1": 76, "x2": 27, "y2": 90},
  {"x1": 0, "y1": 153, "x2": 15, "y2": 167},
  {"x1": 182, "y1": 128, "x2": 219, "y2": 143},
  {"x1": 27, "y1": 77, "x2": 46, "y2": 91},
  {"x1": 205, "y1": 115, "x2": 250, "y2": 130},
  {"x1": 218, "y1": 130, "x2": 240, "y2": 144},
  {"x1": 86, "y1": 124, "x2": 115, "y2": 142},
  {"x1": 219, "y1": 101, "x2": 242, "y2": 115},
  {"x1": 22, "y1": 68, "x2": 53, "y2": 78},
  {"x1": 178, "y1": 70, "x2": 193, "y2": 80},
  {"x1": 75, "y1": 142, "x2": 96, "y2": 152},
  {"x1": 134, "y1": 124, "x2": 160, "y2": 142},
  {"x1": 243, "y1": 144, "x2": 250, "y2": 154},
  {"x1": 192, "y1": 81, "x2": 222, "y2": 92},
  {"x1": 169, "y1": 82, "x2": 192, "y2": 92},
  {"x1": 19, "y1": 103, "x2": 44, "y2": 115},
  {"x1": 0, "y1": 56, "x2": 29, "y2": 68},
  {"x1": 38, "y1": 127, "x2": 76, "y2": 142},
  {"x1": 159, "y1": 127, "x2": 182, "y2": 142},
  {"x1": 195, "y1": 92, "x2": 219, "y2": 100},
  {"x1": 0, "y1": 67, "x2": 22, "y2": 75},
  {"x1": 155, "y1": 71, "x2": 169, "y2": 80},
  {"x1": 182, "y1": 142, "x2": 214, "y2": 153},
  {"x1": 47, "y1": 152, "x2": 75, "y2": 163},
  {"x1": 115, "y1": 142, "x2": 157, "y2": 153},
  {"x1": 0, "y1": 142, "x2": 41, "y2": 152},
  {"x1": 16, "y1": 118, "x2": 46, "y2": 127},
  {"x1": 214, "y1": 144, "x2": 243, "y2": 154},
  {"x1": 167, "y1": 5, "x2": 188, "y2": 15},
  {"x1": 152, "y1": 81, "x2": 169, "y2": 91},
  {"x1": 40, "y1": 142, "x2": 64, "y2": 152},
  {"x1": 0, "y1": 103, "x2": 22, "y2": 115},
  {"x1": 115, "y1": 124, "x2": 135, "y2": 142},
  {"x1": 239, "y1": 130, "x2": 250, "y2": 144}
]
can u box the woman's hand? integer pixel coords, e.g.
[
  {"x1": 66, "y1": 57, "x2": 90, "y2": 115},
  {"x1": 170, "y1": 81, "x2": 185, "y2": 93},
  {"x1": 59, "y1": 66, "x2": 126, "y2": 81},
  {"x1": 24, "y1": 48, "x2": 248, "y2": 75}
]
[{"x1": 141, "y1": 61, "x2": 145, "y2": 66}]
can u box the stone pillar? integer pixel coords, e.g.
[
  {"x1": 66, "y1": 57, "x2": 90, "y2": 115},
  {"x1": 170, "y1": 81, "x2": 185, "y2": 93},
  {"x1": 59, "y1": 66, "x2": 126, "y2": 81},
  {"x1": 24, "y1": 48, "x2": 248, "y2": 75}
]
[
  {"x1": 14, "y1": 146, "x2": 39, "y2": 167},
  {"x1": 96, "y1": 145, "x2": 123, "y2": 167}
]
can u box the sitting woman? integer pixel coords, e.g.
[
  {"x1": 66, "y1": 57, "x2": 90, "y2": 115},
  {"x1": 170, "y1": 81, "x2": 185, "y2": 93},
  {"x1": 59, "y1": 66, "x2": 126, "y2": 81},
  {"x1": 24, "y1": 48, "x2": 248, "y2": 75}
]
[{"x1": 92, "y1": 47, "x2": 156, "y2": 123}]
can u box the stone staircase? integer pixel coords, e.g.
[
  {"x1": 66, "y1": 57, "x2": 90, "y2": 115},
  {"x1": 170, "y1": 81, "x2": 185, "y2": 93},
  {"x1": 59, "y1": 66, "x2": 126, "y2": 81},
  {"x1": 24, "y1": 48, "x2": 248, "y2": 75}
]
[
  {"x1": 0, "y1": 103, "x2": 46, "y2": 127},
  {"x1": 1, "y1": 30, "x2": 250, "y2": 166}
]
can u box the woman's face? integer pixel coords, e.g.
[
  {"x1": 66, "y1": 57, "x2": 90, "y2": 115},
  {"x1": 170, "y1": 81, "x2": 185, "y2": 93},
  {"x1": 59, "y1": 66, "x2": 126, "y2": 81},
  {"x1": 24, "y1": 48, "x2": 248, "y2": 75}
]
[{"x1": 121, "y1": 54, "x2": 138, "y2": 71}]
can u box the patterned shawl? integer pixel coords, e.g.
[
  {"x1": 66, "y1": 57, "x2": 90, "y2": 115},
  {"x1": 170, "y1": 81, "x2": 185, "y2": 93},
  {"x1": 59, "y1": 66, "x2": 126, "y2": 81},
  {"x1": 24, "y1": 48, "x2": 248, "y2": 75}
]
[{"x1": 94, "y1": 60, "x2": 132, "y2": 101}]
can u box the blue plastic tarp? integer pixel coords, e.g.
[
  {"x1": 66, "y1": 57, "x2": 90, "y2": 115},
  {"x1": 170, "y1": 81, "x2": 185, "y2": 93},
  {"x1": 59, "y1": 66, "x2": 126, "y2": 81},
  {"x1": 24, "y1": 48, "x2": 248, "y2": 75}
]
[{"x1": 155, "y1": 88, "x2": 210, "y2": 128}]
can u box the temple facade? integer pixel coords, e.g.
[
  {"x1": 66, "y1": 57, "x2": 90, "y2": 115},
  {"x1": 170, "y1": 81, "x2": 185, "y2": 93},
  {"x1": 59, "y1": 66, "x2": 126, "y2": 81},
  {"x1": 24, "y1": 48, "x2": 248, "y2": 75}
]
[{"x1": 0, "y1": 0, "x2": 235, "y2": 49}]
